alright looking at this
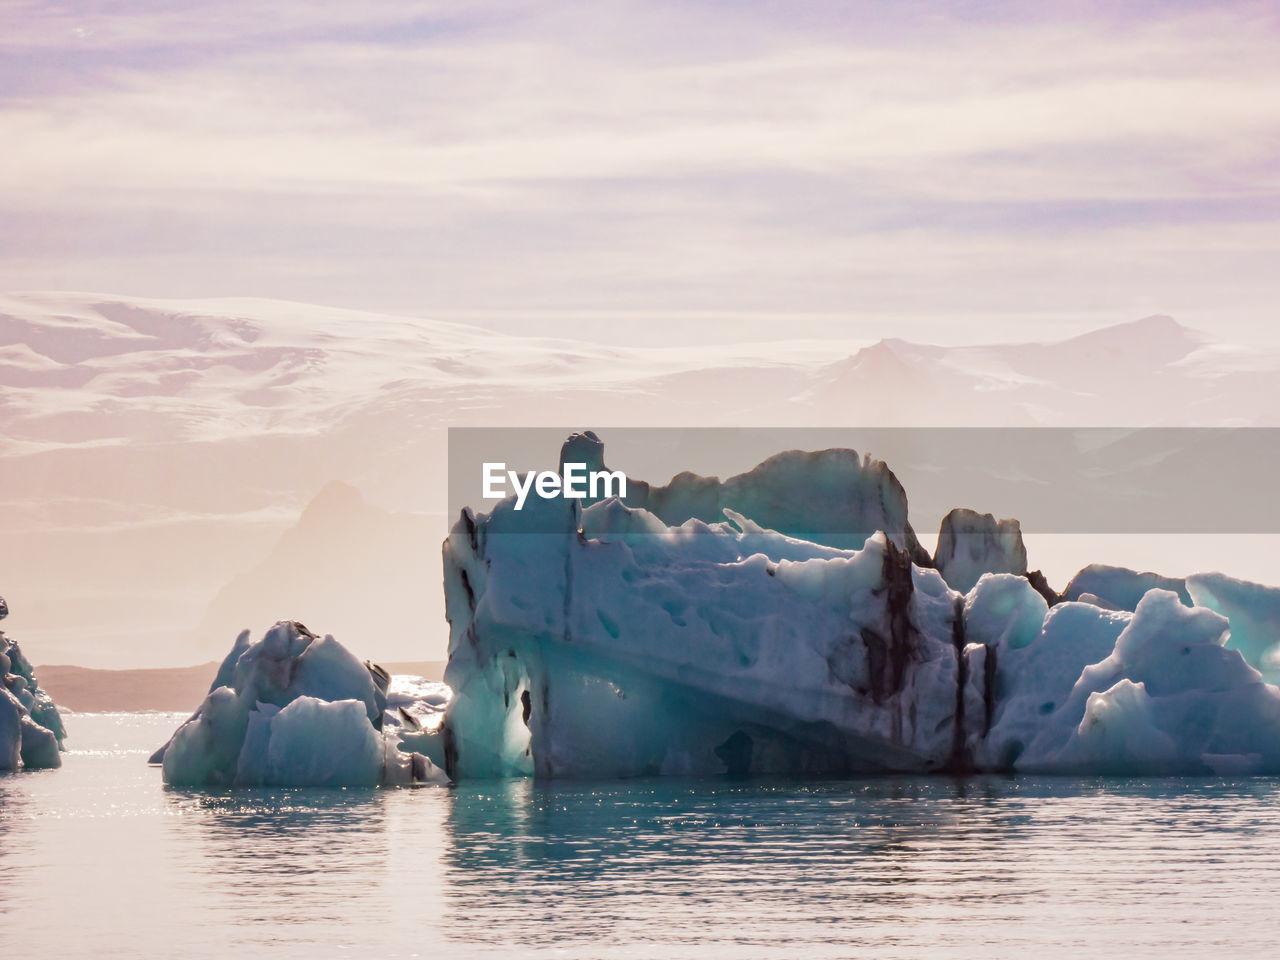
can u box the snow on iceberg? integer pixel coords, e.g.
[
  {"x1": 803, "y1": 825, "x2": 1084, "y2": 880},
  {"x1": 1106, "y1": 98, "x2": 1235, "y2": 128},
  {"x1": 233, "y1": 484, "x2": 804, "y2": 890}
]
[
  {"x1": 435, "y1": 433, "x2": 1280, "y2": 780},
  {"x1": 1, "y1": 609, "x2": 66, "y2": 772},
  {"x1": 157, "y1": 620, "x2": 449, "y2": 787},
  {"x1": 559, "y1": 429, "x2": 932, "y2": 559}
]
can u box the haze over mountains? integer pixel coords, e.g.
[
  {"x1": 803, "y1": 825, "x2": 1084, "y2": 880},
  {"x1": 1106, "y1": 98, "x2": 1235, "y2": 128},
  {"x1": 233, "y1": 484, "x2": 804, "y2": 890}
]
[{"x1": 2, "y1": 292, "x2": 1277, "y2": 668}]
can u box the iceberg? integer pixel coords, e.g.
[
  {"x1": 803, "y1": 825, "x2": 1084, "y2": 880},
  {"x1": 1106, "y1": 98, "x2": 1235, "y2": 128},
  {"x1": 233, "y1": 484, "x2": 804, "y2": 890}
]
[
  {"x1": 157, "y1": 620, "x2": 449, "y2": 787},
  {"x1": 435, "y1": 434, "x2": 1280, "y2": 780},
  {"x1": 1, "y1": 606, "x2": 66, "y2": 772}
]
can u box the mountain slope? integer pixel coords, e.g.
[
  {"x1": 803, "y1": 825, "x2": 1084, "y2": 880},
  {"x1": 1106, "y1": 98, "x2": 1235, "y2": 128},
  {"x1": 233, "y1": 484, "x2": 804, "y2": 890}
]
[{"x1": 3, "y1": 292, "x2": 1277, "y2": 666}]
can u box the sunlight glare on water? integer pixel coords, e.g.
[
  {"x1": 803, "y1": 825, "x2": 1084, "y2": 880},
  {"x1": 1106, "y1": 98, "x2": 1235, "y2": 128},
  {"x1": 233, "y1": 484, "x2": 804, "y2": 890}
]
[{"x1": 2, "y1": 714, "x2": 1279, "y2": 958}]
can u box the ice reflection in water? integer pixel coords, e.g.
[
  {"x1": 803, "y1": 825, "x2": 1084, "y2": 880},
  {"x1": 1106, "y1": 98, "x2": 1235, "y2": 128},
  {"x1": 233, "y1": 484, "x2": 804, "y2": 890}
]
[
  {"x1": 164, "y1": 787, "x2": 390, "y2": 940},
  {"x1": 439, "y1": 776, "x2": 1280, "y2": 958},
  {"x1": 4, "y1": 716, "x2": 1280, "y2": 959}
]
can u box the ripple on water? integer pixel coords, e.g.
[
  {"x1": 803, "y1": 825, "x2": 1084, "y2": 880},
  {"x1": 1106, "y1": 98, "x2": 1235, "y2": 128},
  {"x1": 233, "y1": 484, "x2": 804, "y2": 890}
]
[{"x1": 3, "y1": 715, "x2": 1280, "y2": 958}]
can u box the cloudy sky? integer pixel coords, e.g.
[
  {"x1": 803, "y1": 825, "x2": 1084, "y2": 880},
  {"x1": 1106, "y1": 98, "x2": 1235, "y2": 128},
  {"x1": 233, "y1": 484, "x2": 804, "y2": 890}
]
[
  {"x1": 3, "y1": 1, "x2": 1280, "y2": 669},
  {"x1": 2, "y1": 0, "x2": 1279, "y2": 345}
]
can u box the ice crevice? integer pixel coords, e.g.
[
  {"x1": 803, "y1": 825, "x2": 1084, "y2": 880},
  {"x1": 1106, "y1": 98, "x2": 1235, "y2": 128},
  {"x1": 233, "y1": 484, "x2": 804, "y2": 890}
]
[{"x1": 435, "y1": 433, "x2": 1280, "y2": 780}]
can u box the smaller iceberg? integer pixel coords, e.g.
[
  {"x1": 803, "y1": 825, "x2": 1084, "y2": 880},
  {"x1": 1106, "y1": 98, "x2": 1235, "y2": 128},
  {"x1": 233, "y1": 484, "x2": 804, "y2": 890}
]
[
  {"x1": 1, "y1": 599, "x2": 66, "y2": 772},
  {"x1": 155, "y1": 620, "x2": 450, "y2": 787}
]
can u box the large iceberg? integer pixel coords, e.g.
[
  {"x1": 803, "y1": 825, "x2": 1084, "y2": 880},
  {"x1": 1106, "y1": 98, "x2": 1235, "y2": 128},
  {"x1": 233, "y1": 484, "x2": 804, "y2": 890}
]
[
  {"x1": 156, "y1": 620, "x2": 450, "y2": 787},
  {"x1": 435, "y1": 434, "x2": 1280, "y2": 780},
  {"x1": 1, "y1": 605, "x2": 66, "y2": 772}
]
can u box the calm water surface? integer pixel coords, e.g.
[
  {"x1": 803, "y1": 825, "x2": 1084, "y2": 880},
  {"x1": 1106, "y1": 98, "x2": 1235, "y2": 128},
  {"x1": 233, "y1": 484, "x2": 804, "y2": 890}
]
[{"x1": 2, "y1": 713, "x2": 1279, "y2": 958}]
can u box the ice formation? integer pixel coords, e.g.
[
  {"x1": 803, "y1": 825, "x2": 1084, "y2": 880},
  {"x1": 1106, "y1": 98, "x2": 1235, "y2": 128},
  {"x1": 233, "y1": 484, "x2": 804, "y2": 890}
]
[
  {"x1": 1185, "y1": 573, "x2": 1280, "y2": 682},
  {"x1": 932, "y1": 508, "x2": 1028, "y2": 594},
  {"x1": 156, "y1": 620, "x2": 449, "y2": 787},
  {"x1": 1063, "y1": 563, "x2": 1191, "y2": 611},
  {"x1": 560, "y1": 430, "x2": 931, "y2": 559},
  {"x1": 1, "y1": 612, "x2": 66, "y2": 772},
  {"x1": 435, "y1": 433, "x2": 1280, "y2": 780}
]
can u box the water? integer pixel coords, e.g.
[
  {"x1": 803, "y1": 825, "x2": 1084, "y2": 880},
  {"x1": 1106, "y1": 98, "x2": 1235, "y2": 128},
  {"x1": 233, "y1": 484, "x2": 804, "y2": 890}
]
[{"x1": 3, "y1": 714, "x2": 1280, "y2": 958}]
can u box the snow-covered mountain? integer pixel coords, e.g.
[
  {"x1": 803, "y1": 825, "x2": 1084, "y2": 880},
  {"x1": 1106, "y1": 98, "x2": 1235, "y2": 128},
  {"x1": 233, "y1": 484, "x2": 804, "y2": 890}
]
[
  {"x1": 2, "y1": 291, "x2": 1277, "y2": 667},
  {"x1": 798, "y1": 315, "x2": 1268, "y2": 426}
]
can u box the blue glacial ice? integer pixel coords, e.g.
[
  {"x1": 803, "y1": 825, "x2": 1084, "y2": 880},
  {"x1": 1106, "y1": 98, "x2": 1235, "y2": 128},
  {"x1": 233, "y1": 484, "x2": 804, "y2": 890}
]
[
  {"x1": 1186, "y1": 572, "x2": 1280, "y2": 682},
  {"x1": 434, "y1": 434, "x2": 1280, "y2": 780},
  {"x1": 156, "y1": 620, "x2": 450, "y2": 787},
  {"x1": 1, "y1": 620, "x2": 66, "y2": 772}
]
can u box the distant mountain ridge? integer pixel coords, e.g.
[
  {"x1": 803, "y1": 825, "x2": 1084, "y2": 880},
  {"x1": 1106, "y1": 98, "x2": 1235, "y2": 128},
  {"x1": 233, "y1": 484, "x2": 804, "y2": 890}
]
[
  {"x1": 2, "y1": 292, "x2": 1277, "y2": 667},
  {"x1": 197, "y1": 481, "x2": 438, "y2": 656}
]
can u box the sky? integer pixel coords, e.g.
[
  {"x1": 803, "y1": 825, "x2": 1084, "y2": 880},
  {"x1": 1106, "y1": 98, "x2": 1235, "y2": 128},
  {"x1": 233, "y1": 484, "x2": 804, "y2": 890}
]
[
  {"x1": 3, "y1": 1, "x2": 1280, "y2": 670},
  {"x1": 2, "y1": 0, "x2": 1279, "y2": 345}
]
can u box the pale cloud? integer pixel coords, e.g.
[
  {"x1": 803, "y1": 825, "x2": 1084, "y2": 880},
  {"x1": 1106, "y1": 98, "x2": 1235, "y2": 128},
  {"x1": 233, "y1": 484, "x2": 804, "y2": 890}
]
[
  {"x1": 0, "y1": 0, "x2": 500, "y2": 50},
  {"x1": 6, "y1": 16, "x2": 1279, "y2": 199},
  {"x1": 1, "y1": 0, "x2": 1278, "y2": 341}
]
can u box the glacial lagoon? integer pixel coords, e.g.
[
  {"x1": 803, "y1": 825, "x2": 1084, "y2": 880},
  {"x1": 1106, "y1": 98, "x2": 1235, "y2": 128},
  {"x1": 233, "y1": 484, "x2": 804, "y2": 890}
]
[{"x1": 3, "y1": 713, "x2": 1279, "y2": 959}]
